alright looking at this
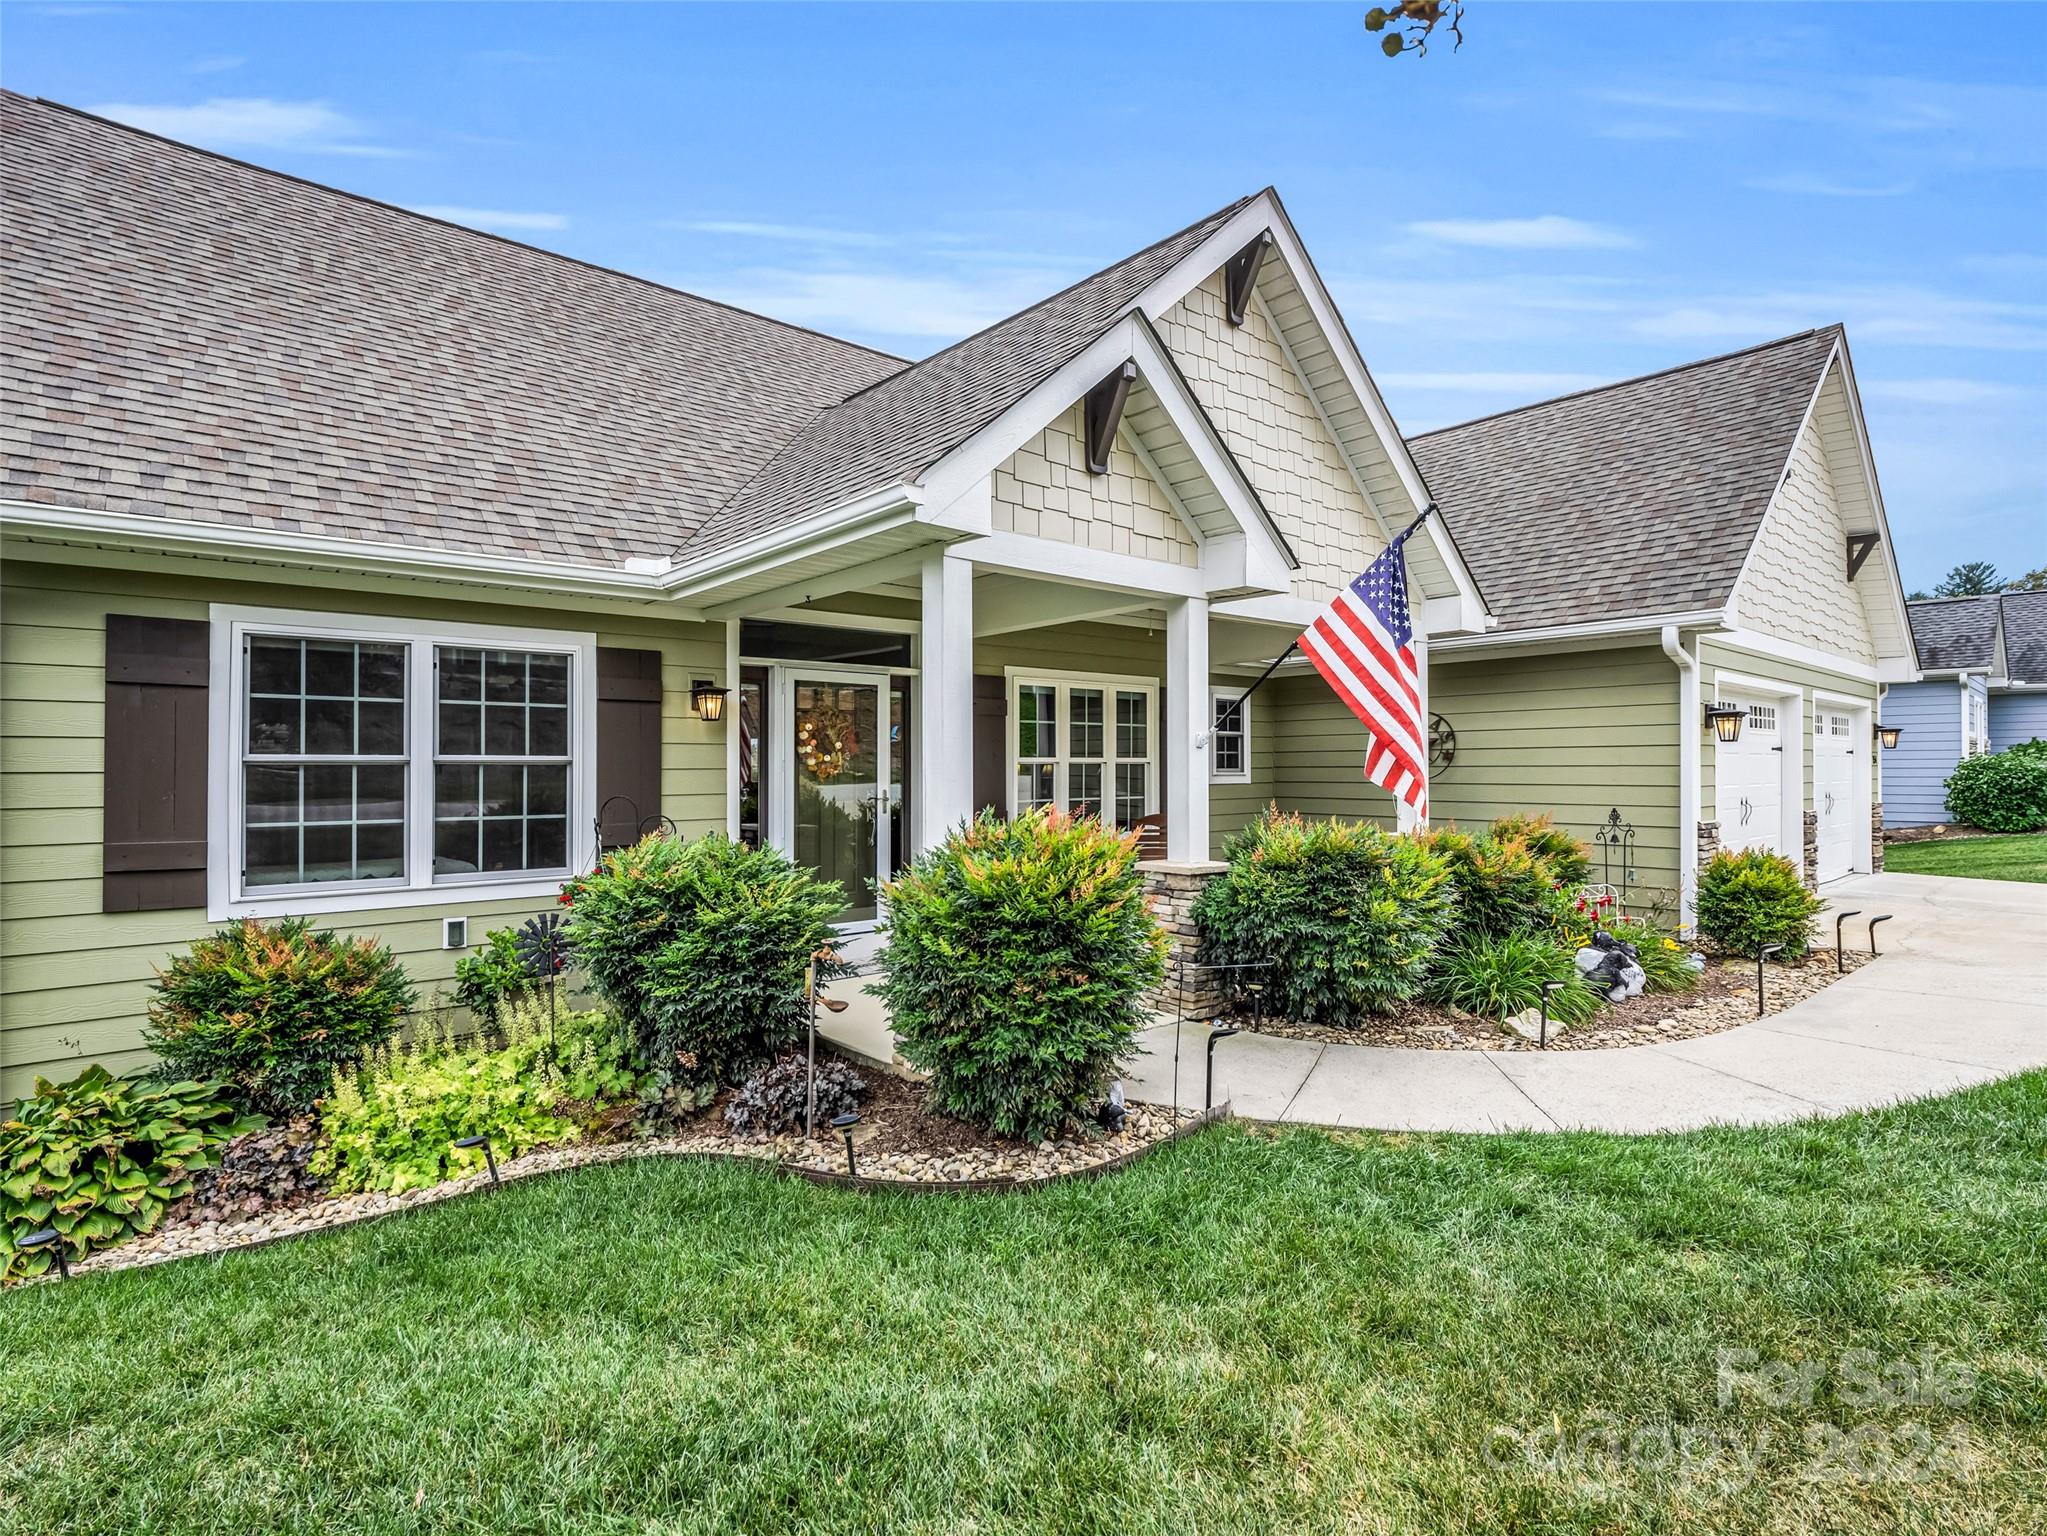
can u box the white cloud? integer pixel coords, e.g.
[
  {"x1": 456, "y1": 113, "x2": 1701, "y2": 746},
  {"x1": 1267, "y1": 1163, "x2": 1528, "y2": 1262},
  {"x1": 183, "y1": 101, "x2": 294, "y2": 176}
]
[
  {"x1": 87, "y1": 97, "x2": 401, "y2": 157},
  {"x1": 1378, "y1": 371, "x2": 1610, "y2": 394},
  {"x1": 412, "y1": 206, "x2": 569, "y2": 234},
  {"x1": 1862, "y1": 377, "x2": 2024, "y2": 406},
  {"x1": 1744, "y1": 173, "x2": 1915, "y2": 198},
  {"x1": 1633, "y1": 286, "x2": 2047, "y2": 352},
  {"x1": 666, "y1": 219, "x2": 891, "y2": 249},
  {"x1": 1403, "y1": 215, "x2": 1637, "y2": 251}
]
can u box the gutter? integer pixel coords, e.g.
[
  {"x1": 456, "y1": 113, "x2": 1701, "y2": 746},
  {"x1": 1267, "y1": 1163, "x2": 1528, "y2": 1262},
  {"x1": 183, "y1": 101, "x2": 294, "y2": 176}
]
[
  {"x1": 1430, "y1": 608, "x2": 1728, "y2": 658},
  {"x1": 1660, "y1": 624, "x2": 1701, "y2": 931}
]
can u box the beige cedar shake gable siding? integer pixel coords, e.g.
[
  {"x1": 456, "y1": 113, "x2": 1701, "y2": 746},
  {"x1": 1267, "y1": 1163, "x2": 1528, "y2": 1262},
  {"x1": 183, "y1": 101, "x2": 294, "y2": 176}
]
[{"x1": 991, "y1": 405, "x2": 1200, "y2": 566}]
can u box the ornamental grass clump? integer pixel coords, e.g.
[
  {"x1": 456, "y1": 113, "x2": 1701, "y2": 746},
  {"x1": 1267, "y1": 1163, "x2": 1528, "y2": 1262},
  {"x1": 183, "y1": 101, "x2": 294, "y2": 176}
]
[
  {"x1": 1694, "y1": 848, "x2": 1824, "y2": 958},
  {"x1": 145, "y1": 917, "x2": 413, "y2": 1117},
  {"x1": 1194, "y1": 808, "x2": 1457, "y2": 1023},
  {"x1": 3, "y1": 1067, "x2": 259, "y2": 1283},
  {"x1": 1430, "y1": 930, "x2": 1603, "y2": 1027},
  {"x1": 562, "y1": 832, "x2": 847, "y2": 1093},
  {"x1": 873, "y1": 807, "x2": 1167, "y2": 1142}
]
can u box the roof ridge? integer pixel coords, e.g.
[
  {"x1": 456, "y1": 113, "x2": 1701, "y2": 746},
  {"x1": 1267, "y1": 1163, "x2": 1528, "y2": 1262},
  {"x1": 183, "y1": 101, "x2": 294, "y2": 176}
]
[
  {"x1": 1408, "y1": 325, "x2": 1843, "y2": 441},
  {"x1": 830, "y1": 189, "x2": 1265, "y2": 406},
  {"x1": 1908, "y1": 592, "x2": 2002, "y2": 607},
  {"x1": 13, "y1": 91, "x2": 910, "y2": 369}
]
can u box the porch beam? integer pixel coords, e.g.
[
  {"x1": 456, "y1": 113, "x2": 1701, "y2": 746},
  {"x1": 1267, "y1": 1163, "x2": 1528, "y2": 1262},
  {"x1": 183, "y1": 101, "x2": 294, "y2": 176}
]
[
  {"x1": 915, "y1": 549, "x2": 975, "y2": 850},
  {"x1": 700, "y1": 546, "x2": 936, "y2": 622},
  {"x1": 1164, "y1": 595, "x2": 1212, "y2": 862},
  {"x1": 971, "y1": 575, "x2": 1155, "y2": 638}
]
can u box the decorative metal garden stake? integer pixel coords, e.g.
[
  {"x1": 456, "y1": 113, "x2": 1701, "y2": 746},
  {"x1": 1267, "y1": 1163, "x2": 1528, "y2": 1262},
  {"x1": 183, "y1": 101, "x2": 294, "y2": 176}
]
[
  {"x1": 515, "y1": 911, "x2": 573, "y2": 1078},
  {"x1": 804, "y1": 960, "x2": 819, "y2": 1139},
  {"x1": 1539, "y1": 981, "x2": 1564, "y2": 1048},
  {"x1": 1594, "y1": 809, "x2": 1638, "y2": 900},
  {"x1": 1834, "y1": 910, "x2": 1863, "y2": 973},
  {"x1": 1205, "y1": 1027, "x2": 1240, "y2": 1111},
  {"x1": 831, "y1": 1112, "x2": 861, "y2": 1177},
  {"x1": 1755, "y1": 944, "x2": 1784, "y2": 1017},
  {"x1": 18, "y1": 1226, "x2": 67, "y2": 1281},
  {"x1": 454, "y1": 1134, "x2": 499, "y2": 1184},
  {"x1": 1868, "y1": 915, "x2": 1893, "y2": 955}
]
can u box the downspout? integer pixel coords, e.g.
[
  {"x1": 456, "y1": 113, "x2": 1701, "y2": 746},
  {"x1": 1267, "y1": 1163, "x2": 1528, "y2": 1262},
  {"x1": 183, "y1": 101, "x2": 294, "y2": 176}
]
[{"x1": 1661, "y1": 625, "x2": 1699, "y2": 931}]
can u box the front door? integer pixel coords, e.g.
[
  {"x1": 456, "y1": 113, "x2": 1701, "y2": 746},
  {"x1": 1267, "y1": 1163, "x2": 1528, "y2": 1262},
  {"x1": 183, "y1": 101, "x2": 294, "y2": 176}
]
[
  {"x1": 785, "y1": 672, "x2": 892, "y2": 924},
  {"x1": 1814, "y1": 708, "x2": 1857, "y2": 882}
]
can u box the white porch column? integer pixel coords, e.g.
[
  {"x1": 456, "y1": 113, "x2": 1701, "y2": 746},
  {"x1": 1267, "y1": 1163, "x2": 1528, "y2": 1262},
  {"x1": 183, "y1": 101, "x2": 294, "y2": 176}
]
[
  {"x1": 916, "y1": 548, "x2": 975, "y2": 851},
  {"x1": 1397, "y1": 629, "x2": 1430, "y2": 832},
  {"x1": 1165, "y1": 595, "x2": 1210, "y2": 861}
]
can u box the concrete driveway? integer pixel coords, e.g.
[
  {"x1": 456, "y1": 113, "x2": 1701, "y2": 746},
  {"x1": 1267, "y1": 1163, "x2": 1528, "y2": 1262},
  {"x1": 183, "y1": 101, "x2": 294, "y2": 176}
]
[{"x1": 1121, "y1": 871, "x2": 2047, "y2": 1134}]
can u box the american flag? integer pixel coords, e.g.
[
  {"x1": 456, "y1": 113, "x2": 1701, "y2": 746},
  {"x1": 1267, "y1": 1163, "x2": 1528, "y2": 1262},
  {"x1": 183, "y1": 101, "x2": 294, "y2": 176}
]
[{"x1": 1299, "y1": 524, "x2": 1428, "y2": 819}]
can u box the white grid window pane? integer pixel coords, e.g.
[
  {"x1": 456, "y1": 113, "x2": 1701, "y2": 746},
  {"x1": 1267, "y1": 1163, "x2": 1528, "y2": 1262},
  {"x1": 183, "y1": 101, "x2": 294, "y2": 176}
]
[
  {"x1": 1114, "y1": 763, "x2": 1147, "y2": 829},
  {"x1": 1116, "y1": 692, "x2": 1148, "y2": 759},
  {"x1": 434, "y1": 647, "x2": 572, "y2": 876},
  {"x1": 1068, "y1": 762, "x2": 1103, "y2": 818},
  {"x1": 1069, "y1": 689, "x2": 1104, "y2": 760},
  {"x1": 1017, "y1": 684, "x2": 1057, "y2": 759},
  {"x1": 1212, "y1": 695, "x2": 1246, "y2": 777}
]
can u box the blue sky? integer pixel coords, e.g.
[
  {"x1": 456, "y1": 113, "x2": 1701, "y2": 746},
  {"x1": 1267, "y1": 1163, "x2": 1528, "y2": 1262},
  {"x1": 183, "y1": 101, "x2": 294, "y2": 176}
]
[{"x1": 5, "y1": 1, "x2": 2042, "y2": 590}]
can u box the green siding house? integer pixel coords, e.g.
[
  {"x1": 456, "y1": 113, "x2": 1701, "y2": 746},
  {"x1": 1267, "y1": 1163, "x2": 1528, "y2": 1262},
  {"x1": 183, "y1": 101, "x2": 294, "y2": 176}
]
[
  {"x1": 0, "y1": 93, "x2": 1494, "y2": 1098},
  {"x1": 1409, "y1": 329, "x2": 1920, "y2": 921}
]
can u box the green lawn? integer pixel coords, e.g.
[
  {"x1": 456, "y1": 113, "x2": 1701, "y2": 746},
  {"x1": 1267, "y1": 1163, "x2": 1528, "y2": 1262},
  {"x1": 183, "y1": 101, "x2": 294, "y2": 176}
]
[
  {"x1": 1884, "y1": 833, "x2": 2047, "y2": 883},
  {"x1": 6, "y1": 1079, "x2": 2045, "y2": 1536}
]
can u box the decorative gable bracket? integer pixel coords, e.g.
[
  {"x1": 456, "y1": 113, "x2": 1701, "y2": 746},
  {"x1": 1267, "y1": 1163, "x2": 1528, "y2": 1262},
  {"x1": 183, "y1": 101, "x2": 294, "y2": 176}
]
[
  {"x1": 1845, "y1": 531, "x2": 1881, "y2": 581},
  {"x1": 1223, "y1": 230, "x2": 1274, "y2": 327},
  {"x1": 1083, "y1": 359, "x2": 1138, "y2": 475}
]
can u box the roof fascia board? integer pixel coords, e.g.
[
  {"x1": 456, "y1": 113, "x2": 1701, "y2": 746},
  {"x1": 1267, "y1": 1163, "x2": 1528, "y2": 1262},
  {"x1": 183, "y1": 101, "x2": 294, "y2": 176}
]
[
  {"x1": 661, "y1": 483, "x2": 928, "y2": 600},
  {"x1": 1430, "y1": 608, "x2": 1730, "y2": 660},
  {"x1": 700, "y1": 546, "x2": 933, "y2": 623},
  {"x1": 1707, "y1": 624, "x2": 1913, "y2": 686},
  {"x1": 0, "y1": 501, "x2": 685, "y2": 606}
]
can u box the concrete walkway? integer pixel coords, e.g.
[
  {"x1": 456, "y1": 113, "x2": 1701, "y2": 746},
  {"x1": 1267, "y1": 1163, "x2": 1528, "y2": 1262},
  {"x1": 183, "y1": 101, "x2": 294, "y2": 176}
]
[{"x1": 1121, "y1": 872, "x2": 2047, "y2": 1134}]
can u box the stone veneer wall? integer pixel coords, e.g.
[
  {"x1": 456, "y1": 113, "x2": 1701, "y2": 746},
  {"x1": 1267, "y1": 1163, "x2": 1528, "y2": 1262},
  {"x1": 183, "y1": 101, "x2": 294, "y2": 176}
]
[
  {"x1": 1802, "y1": 809, "x2": 1821, "y2": 890},
  {"x1": 1871, "y1": 800, "x2": 1885, "y2": 872},
  {"x1": 1137, "y1": 860, "x2": 1226, "y2": 1023}
]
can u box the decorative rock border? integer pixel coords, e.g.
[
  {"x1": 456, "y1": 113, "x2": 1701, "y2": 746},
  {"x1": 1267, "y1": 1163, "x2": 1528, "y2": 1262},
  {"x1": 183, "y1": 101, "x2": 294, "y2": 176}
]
[{"x1": 26, "y1": 1104, "x2": 1226, "y2": 1287}]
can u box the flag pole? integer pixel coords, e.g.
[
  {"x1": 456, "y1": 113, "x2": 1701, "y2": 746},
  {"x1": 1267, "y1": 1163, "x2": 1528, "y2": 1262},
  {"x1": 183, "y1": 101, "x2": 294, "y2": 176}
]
[{"x1": 1205, "y1": 502, "x2": 1436, "y2": 733}]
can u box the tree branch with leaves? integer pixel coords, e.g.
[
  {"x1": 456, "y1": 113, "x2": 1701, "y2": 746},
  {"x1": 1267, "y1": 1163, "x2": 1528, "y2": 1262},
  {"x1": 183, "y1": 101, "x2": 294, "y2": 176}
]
[{"x1": 1365, "y1": 1, "x2": 1466, "y2": 57}]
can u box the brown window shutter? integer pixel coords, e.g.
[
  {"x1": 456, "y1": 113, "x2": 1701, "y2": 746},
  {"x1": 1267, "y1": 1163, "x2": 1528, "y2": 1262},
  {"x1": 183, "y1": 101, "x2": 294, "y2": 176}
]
[
  {"x1": 971, "y1": 674, "x2": 1006, "y2": 820},
  {"x1": 103, "y1": 615, "x2": 210, "y2": 913},
  {"x1": 596, "y1": 647, "x2": 663, "y2": 850}
]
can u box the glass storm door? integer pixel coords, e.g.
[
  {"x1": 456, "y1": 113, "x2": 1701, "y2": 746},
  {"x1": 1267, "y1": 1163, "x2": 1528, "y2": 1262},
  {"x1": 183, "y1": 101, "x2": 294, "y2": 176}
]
[{"x1": 789, "y1": 674, "x2": 886, "y2": 924}]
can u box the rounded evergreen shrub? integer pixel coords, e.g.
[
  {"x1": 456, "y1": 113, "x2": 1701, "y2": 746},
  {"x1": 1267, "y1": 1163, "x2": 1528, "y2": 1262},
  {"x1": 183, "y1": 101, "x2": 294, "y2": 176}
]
[
  {"x1": 1486, "y1": 812, "x2": 1593, "y2": 888},
  {"x1": 561, "y1": 832, "x2": 846, "y2": 1090},
  {"x1": 1944, "y1": 740, "x2": 2047, "y2": 833},
  {"x1": 1430, "y1": 930, "x2": 1603, "y2": 1026},
  {"x1": 1194, "y1": 808, "x2": 1457, "y2": 1023},
  {"x1": 1411, "y1": 825, "x2": 1574, "y2": 939},
  {"x1": 1693, "y1": 848, "x2": 1824, "y2": 957},
  {"x1": 873, "y1": 807, "x2": 1167, "y2": 1142},
  {"x1": 145, "y1": 917, "x2": 414, "y2": 1116}
]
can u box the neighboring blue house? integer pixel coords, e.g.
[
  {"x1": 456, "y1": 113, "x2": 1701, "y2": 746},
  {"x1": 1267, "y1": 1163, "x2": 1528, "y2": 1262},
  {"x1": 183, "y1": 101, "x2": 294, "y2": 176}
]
[{"x1": 1883, "y1": 591, "x2": 2047, "y2": 827}]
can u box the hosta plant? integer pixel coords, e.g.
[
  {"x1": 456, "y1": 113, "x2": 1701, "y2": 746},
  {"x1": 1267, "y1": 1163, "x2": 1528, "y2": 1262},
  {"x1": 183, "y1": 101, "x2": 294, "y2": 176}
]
[
  {"x1": 1195, "y1": 808, "x2": 1458, "y2": 1023},
  {"x1": 875, "y1": 807, "x2": 1167, "y2": 1141},
  {"x1": 3, "y1": 1067, "x2": 260, "y2": 1283},
  {"x1": 145, "y1": 916, "x2": 414, "y2": 1116}
]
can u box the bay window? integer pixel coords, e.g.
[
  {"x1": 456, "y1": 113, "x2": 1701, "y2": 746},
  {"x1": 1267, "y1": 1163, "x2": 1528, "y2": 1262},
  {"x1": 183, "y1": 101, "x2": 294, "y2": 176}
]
[{"x1": 212, "y1": 606, "x2": 597, "y2": 918}]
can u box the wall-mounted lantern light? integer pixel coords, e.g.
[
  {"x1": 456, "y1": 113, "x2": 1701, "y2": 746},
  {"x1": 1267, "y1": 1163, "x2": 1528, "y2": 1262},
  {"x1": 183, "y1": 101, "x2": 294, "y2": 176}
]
[
  {"x1": 690, "y1": 679, "x2": 730, "y2": 722},
  {"x1": 1703, "y1": 701, "x2": 1745, "y2": 743},
  {"x1": 1876, "y1": 723, "x2": 1902, "y2": 750}
]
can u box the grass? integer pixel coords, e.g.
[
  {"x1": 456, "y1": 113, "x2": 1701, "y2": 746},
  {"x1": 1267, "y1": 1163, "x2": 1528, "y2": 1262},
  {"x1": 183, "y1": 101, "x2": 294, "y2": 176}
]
[
  {"x1": 5, "y1": 1079, "x2": 2046, "y2": 1536},
  {"x1": 1883, "y1": 833, "x2": 2047, "y2": 883}
]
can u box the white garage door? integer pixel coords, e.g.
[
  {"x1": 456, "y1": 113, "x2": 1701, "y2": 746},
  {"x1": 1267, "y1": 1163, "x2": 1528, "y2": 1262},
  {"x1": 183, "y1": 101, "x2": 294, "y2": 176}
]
[
  {"x1": 1715, "y1": 694, "x2": 1784, "y2": 856},
  {"x1": 1814, "y1": 708, "x2": 1858, "y2": 882}
]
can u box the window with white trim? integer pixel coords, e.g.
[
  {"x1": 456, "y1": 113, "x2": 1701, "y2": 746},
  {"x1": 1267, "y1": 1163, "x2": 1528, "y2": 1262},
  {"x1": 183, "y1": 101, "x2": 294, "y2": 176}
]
[
  {"x1": 1209, "y1": 688, "x2": 1251, "y2": 783},
  {"x1": 1010, "y1": 673, "x2": 1156, "y2": 828},
  {"x1": 219, "y1": 609, "x2": 596, "y2": 915}
]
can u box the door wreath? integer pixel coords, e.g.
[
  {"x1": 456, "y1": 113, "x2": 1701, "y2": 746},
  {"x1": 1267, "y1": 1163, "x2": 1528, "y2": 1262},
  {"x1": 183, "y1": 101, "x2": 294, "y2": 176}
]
[{"x1": 796, "y1": 699, "x2": 861, "y2": 782}]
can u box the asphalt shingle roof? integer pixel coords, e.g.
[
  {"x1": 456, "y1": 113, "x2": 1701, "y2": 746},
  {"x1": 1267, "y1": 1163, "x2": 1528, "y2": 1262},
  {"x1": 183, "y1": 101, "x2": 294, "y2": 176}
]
[
  {"x1": 1407, "y1": 328, "x2": 1842, "y2": 633},
  {"x1": 1995, "y1": 589, "x2": 2047, "y2": 682},
  {"x1": 0, "y1": 92, "x2": 905, "y2": 568},
  {"x1": 1905, "y1": 595, "x2": 2000, "y2": 672},
  {"x1": 685, "y1": 194, "x2": 1257, "y2": 560}
]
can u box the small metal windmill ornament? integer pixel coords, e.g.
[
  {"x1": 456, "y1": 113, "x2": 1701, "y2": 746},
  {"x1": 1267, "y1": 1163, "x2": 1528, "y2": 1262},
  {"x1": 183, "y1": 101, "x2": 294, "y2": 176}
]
[{"x1": 515, "y1": 911, "x2": 573, "y2": 1074}]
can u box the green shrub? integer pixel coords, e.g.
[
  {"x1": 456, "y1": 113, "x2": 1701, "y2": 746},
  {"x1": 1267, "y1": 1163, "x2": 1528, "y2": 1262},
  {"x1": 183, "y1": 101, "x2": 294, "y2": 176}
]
[
  {"x1": 562, "y1": 833, "x2": 846, "y2": 1091},
  {"x1": 144, "y1": 917, "x2": 413, "y2": 1116},
  {"x1": 3, "y1": 1068, "x2": 259, "y2": 1282},
  {"x1": 452, "y1": 927, "x2": 534, "y2": 1028},
  {"x1": 1486, "y1": 812, "x2": 1593, "y2": 888},
  {"x1": 1694, "y1": 848, "x2": 1824, "y2": 957},
  {"x1": 1945, "y1": 741, "x2": 2047, "y2": 833},
  {"x1": 1430, "y1": 931, "x2": 1604, "y2": 1026},
  {"x1": 1194, "y1": 808, "x2": 1457, "y2": 1023},
  {"x1": 1410, "y1": 825, "x2": 1572, "y2": 940},
  {"x1": 874, "y1": 807, "x2": 1167, "y2": 1142},
  {"x1": 311, "y1": 993, "x2": 635, "y2": 1195}
]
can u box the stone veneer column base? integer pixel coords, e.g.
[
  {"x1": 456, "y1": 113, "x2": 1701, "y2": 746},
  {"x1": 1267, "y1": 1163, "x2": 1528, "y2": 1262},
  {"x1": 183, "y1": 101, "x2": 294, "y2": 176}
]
[
  {"x1": 1137, "y1": 859, "x2": 1227, "y2": 1022},
  {"x1": 1802, "y1": 810, "x2": 1820, "y2": 890},
  {"x1": 1871, "y1": 800, "x2": 1885, "y2": 872},
  {"x1": 1696, "y1": 820, "x2": 1721, "y2": 867}
]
